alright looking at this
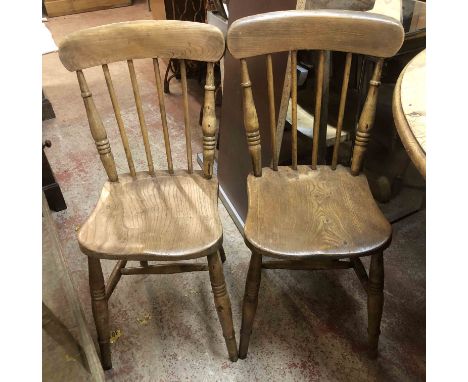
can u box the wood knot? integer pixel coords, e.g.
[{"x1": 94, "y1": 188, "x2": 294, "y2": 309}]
[
  {"x1": 369, "y1": 80, "x2": 381, "y2": 87},
  {"x1": 204, "y1": 85, "x2": 216, "y2": 91},
  {"x1": 81, "y1": 91, "x2": 92, "y2": 98},
  {"x1": 241, "y1": 81, "x2": 252, "y2": 88}
]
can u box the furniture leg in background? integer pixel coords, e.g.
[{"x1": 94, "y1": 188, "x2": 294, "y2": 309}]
[{"x1": 42, "y1": 140, "x2": 67, "y2": 212}]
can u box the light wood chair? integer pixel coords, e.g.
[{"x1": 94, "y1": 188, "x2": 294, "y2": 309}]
[
  {"x1": 58, "y1": 20, "x2": 238, "y2": 369},
  {"x1": 227, "y1": 10, "x2": 404, "y2": 359}
]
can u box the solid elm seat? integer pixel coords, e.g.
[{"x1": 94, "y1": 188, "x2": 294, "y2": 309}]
[
  {"x1": 78, "y1": 171, "x2": 222, "y2": 260},
  {"x1": 244, "y1": 165, "x2": 391, "y2": 259}
]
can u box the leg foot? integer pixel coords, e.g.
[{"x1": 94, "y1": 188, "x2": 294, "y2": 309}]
[
  {"x1": 207, "y1": 252, "x2": 238, "y2": 362},
  {"x1": 88, "y1": 258, "x2": 112, "y2": 370},
  {"x1": 238, "y1": 252, "x2": 262, "y2": 359},
  {"x1": 367, "y1": 252, "x2": 384, "y2": 358}
]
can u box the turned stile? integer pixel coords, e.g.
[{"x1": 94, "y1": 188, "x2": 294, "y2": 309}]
[
  {"x1": 201, "y1": 62, "x2": 217, "y2": 178},
  {"x1": 331, "y1": 52, "x2": 352, "y2": 170},
  {"x1": 180, "y1": 60, "x2": 193, "y2": 173},
  {"x1": 153, "y1": 58, "x2": 174, "y2": 174},
  {"x1": 77, "y1": 70, "x2": 118, "y2": 182},
  {"x1": 266, "y1": 54, "x2": 278, "y2": 171},
  {"x1": 290, "y1": 50, "x2": 298, "y2": 170},
  {"x1": 102, "y1": 64, "x2": 136, "y2": 177},
  {"x1": 312, "y1": 50, "x2": 326, "y2": 170},
  {"x1": 240, "y1": 59, "x2": 262, "y2": 176},
  {"x1": 128, "y1": 59, "x2": 155, "y2": 175},
  {"x1": 351, "y1": 58, "x2": 384, "y2": 175},
  {"x1": 88, "y1": 258, "x2": 112, "y2": 370}
]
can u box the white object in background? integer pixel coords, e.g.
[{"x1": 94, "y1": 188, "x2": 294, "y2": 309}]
[
  {"x1": 207, "y1": 11, "x2": 228, "y2": 92},
  {"x1": 297, "y1": 65, "x2": 308, "y2": 87},
  {"x1": 41, "y1": 22, "x2": 58, "y2": 55},
  {"x1": 206, "y1": 10, "x2": 228, "y2": 37},
  {"x1": 286, "y1": 99, "x2": 349, "y2": 146}
]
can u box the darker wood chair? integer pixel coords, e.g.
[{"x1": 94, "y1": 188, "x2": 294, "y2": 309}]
[
  {"x1": 226, "y1": 10, "x2": 404, "y2": 359},
  {"x1": 58, "y1": 20, "x2": 238, "y2": 369}
]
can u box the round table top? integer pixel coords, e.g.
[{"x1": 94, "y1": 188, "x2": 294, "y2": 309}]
[{"x1": 393, "y1": 49, "x2": 426, "y2": 178}]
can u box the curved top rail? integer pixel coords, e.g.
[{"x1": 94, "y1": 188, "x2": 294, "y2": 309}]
[
  {"x1": 227, "y1": 10, "x2": 404, "y2": 59},
  {"x1": 59, "y1": 20, "x2": 225, "y2": 71}
]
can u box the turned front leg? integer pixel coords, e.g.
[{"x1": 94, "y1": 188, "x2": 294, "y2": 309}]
[
  {"x1": 207, "y1": 252, "x2": 238, "y2": 362},
  {"x1": 367, "y1": 252, "x2": 384, "y2": 358},
  {"x1": 88, "y1": 257, "x2": 112, "y2": 369},
  {"x1": 238, "y1": 252, "x2": 262, "y2": 359}
]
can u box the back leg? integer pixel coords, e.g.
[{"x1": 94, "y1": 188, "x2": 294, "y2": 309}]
[
  {"x1": 367, "y1": 251, "x2": 384, "y2": 358},
  {"x1": 219, "y1": 245, "x2": 226, "y2": 263},
  {"x1": 238, "y1": 251, "x2": 262, "y2": 359}
]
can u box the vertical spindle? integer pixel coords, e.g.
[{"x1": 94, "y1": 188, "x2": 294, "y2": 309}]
[
  {"x1": 290, "y1": 50, "x2": 298, "y2": 170},
  {"x1": 128, "y1": 59, "x2": 155, "y2": 175},
  {"x1": 153, "y1": 58, "x2": 174, "y2": 174},
  {"x1": 180, "y1": 60, "x2": 193, "y2": 173},
  {"x1": 102, "y1": 64, "x2": 136, "y2": 177},
  {"x1": 311, "y1": 50, "x2": 326, "y2": 170},
  {"x1": 266, "y1": 54, "x2": 277, "y2": 171},
  {"x1": 331, "y1": 53, "x2": 352, "y2": 170}
]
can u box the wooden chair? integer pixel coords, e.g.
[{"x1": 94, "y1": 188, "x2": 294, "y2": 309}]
[
  {"x1": 58, "y1": 20, "x2": 238, "y2": 369},
  {"x1": 226, "y1": 10, "x2": 404, "y2": 359}
]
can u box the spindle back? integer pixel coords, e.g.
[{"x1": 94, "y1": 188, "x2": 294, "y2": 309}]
[
  {"x1": 226, "y1": 10, "x2": 404, "y2": 176},
  {"x1": 59, "y1": 20, "x2": 225, "y2": 181}
]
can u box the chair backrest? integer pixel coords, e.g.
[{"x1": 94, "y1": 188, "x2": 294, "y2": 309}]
[
  {"x1": 58, "y1": 20, "x2": 225, "y2": 181},
  {"x1": 226, "y1": 10, "x2": 404, "y2": 176}
]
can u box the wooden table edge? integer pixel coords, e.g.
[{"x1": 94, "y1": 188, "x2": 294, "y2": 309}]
[{"x1": 392, "y1": 62, "x2": 426, "y2": 179}]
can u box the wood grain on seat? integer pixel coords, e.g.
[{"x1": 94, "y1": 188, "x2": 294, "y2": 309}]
[
  {"x1": 78, "y1": 170, "x2": 222, "y2": 260},
  {"x1": 244, "y1": 165, "x2": 391, "y2": 259}
]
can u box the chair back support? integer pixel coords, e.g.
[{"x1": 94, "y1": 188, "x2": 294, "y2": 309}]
[
  {"x1": 59, "y1": 20, "x2": 225, "y2": 181},
  {"x1": 227, "y1": 10, "x2": 404, "y2": 176}
]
